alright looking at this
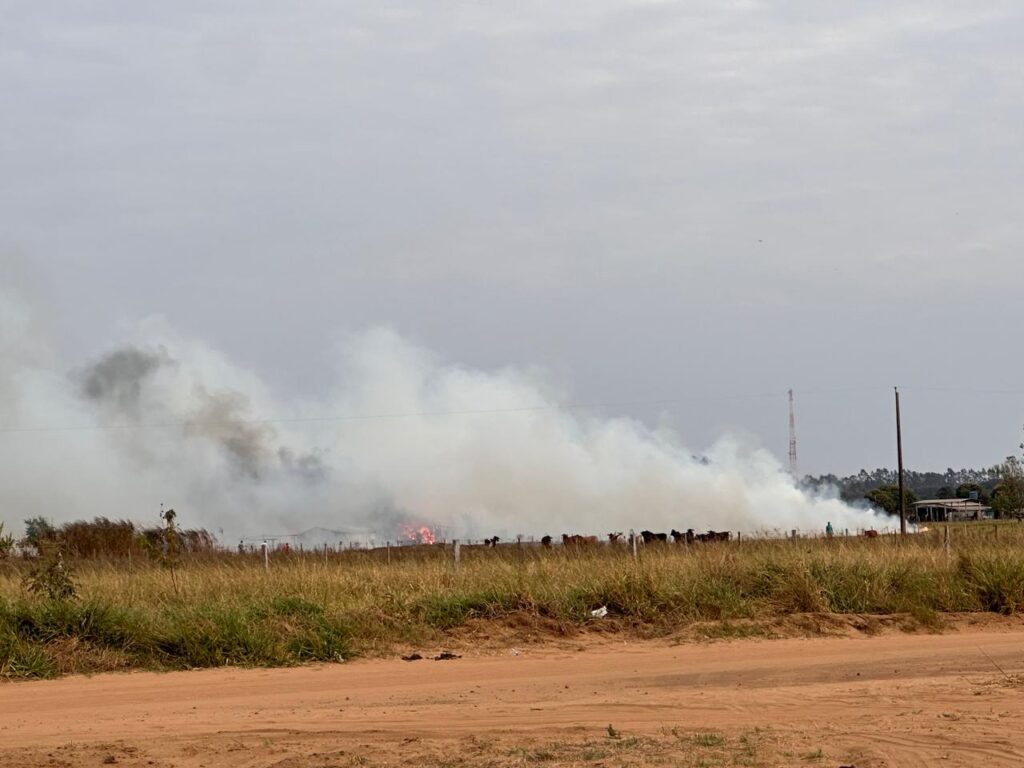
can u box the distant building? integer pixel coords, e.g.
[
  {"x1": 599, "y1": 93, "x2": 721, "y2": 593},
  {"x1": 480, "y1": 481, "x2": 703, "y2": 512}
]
[{"x1": 912, "y1": 498, "x2": 993, "y2": 523}]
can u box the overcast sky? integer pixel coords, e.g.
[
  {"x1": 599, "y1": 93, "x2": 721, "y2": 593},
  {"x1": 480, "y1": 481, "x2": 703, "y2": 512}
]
[{"x1": 3, "y1": 1, "x2": 1023, "y2": 476}]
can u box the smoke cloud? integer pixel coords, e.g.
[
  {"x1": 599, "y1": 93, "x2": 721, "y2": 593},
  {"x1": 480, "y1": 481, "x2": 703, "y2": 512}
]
[{"x1": 0, "y1": 288, "x2": 883, "y2": 543}]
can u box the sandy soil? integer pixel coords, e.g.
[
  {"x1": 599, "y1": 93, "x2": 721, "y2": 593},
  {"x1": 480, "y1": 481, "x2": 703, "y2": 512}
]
[{"x1": 5, "y1": 626, "x2": 1024, "y2": 767}]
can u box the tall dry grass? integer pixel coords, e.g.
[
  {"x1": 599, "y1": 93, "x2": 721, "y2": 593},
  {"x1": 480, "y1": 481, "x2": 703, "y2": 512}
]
[{"x1": 2, "y1": 522, "x2": 1024, "y2": 679}]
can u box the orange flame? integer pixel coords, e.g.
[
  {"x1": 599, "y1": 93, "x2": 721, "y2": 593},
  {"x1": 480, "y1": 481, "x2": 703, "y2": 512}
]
[
  {"x1": 399, "y1": 523, "x2": 436, "y2": 544},
  {"x1": 417, "y1": 526, "x2": 436, "y2": 544}
]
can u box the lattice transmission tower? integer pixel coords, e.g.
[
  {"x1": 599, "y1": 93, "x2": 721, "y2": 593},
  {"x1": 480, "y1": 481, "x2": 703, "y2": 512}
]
[{"x1": 788, "y1": 389, "x2": 798, "y2": 477}]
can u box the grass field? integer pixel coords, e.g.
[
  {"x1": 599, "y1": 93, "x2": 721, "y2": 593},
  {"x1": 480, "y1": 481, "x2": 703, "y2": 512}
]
[{"x1": 3, "y1": 522, "x2": 1024, "y2": 680}]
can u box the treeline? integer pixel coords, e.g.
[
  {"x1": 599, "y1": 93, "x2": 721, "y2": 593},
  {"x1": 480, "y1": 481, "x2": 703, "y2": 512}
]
[
  {"x1": 13, "y1": 516, "x2": 216, "y2": 558},
  {"x1": 802, "y1": 467, "x2": 1004, "y2": 502},
  {"x1": 803, "y1": 463, "x2": 1024, "y2": 518}
]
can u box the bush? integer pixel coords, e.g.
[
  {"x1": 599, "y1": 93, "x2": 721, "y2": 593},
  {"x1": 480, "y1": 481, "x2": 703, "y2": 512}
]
[{"x1": 24, "y1": 549, "x2": 77, "y2": 601}]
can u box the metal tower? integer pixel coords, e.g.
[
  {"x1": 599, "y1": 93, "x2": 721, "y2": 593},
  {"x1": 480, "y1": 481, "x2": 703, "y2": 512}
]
[{"x1": 788, "y1": 389, "x2": 798, "y2": 477}]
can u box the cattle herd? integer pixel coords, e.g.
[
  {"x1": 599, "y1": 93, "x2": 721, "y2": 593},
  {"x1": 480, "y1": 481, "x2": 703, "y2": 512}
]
[
  {"x1": 478, "y1": 527, "x2": 879, "y2": 549},
  {"x1": 552, "y1": 530, "x2": 731, "y2": 547}
]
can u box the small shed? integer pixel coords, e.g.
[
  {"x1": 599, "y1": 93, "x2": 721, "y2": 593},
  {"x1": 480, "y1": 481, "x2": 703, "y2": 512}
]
[{"x1": 912, "y1": 498, "x2": 993, "y2": 523}]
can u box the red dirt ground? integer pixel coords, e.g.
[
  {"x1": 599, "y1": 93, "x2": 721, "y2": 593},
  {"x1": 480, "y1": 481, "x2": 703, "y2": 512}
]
[{"x1": 5, "y1": 625, "x2": 1024, "y2": 767}]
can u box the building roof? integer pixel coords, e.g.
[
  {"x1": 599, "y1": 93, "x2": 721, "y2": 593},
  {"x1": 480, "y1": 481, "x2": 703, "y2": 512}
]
[{"x1": 913, "y1": 498, "x2": 990, "y2": 510}]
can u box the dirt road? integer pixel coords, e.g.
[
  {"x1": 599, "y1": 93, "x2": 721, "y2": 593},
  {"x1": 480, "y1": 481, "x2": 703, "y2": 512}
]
[{"x1": 4, "y1": 628, "x2": 1024, "y2": 767}]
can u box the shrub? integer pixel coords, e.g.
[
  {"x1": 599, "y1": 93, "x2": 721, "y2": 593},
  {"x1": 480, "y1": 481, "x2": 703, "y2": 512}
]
[{"x1": 24, "y1": 548, "x2": 77, "y2": 601}]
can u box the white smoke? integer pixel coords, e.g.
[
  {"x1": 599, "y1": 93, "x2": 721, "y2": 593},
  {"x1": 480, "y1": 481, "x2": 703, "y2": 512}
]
[{"x1": 0, "y1": 288, "x2": 882, "y2": 543}]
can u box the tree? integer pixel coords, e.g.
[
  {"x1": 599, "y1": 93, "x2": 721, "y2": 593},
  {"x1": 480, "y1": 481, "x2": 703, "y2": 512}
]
[
  {"x1": 993, "y1": 457, "x2": 1024, "y2": 520},
  {"x1": 936, "y1": 486, "x2": 953, "y2": 499},
  {"x1": 22, "y1": 516, "x2": 56, "y2": 551},
  {"x1": 955, "y1": 483, "x2": 991, "y2": 505},
  {"x1": 865, "y1": 485, "x2": 918, "y2": 516}
]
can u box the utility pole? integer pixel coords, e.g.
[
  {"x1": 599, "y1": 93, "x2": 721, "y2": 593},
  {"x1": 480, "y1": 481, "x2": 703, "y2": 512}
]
[{"x1": 895, "y1": 387, "x2": 907, "y2": 537}]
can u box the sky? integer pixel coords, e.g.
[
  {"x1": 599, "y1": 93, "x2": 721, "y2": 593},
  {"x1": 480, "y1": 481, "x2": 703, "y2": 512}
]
[{"x1": 2, "y1": 0, "x2": 1023, "y2": 491}]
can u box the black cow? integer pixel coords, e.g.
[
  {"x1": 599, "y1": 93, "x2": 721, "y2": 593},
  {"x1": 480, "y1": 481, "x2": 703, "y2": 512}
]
[{"x1": 695, "y1": 530, "x2": 730, "y2": 543}]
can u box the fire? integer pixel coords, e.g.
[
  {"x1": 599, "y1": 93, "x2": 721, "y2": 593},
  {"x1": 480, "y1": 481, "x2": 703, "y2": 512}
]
[{"x1": 399, "y1": 523, "x2": 437, "y2": 544}]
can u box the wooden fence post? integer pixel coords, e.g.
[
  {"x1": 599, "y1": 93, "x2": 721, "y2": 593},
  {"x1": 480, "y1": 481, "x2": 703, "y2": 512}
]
[{"x1": 453, "y1": 540, "x2": 461, "y2": 573}]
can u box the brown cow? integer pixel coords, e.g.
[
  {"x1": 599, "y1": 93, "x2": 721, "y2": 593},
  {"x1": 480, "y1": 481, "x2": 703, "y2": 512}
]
[
  {"x1": 608, "y1": 532, "x2": 624, "y2": 544},
  {"x1": 562, "y1": 534, "x2": 599, "y2": 546}
]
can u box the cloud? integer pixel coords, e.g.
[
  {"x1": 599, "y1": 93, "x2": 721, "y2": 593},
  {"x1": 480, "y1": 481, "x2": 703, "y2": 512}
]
[{"x1": 3, "y1": 2, "x2": 1022, "y2": 305}]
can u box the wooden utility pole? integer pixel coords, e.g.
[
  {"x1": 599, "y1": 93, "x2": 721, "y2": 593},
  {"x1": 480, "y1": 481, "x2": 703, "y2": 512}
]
[{"x1": 895, "y1": 387, "x2": 907, "y2": 537}]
